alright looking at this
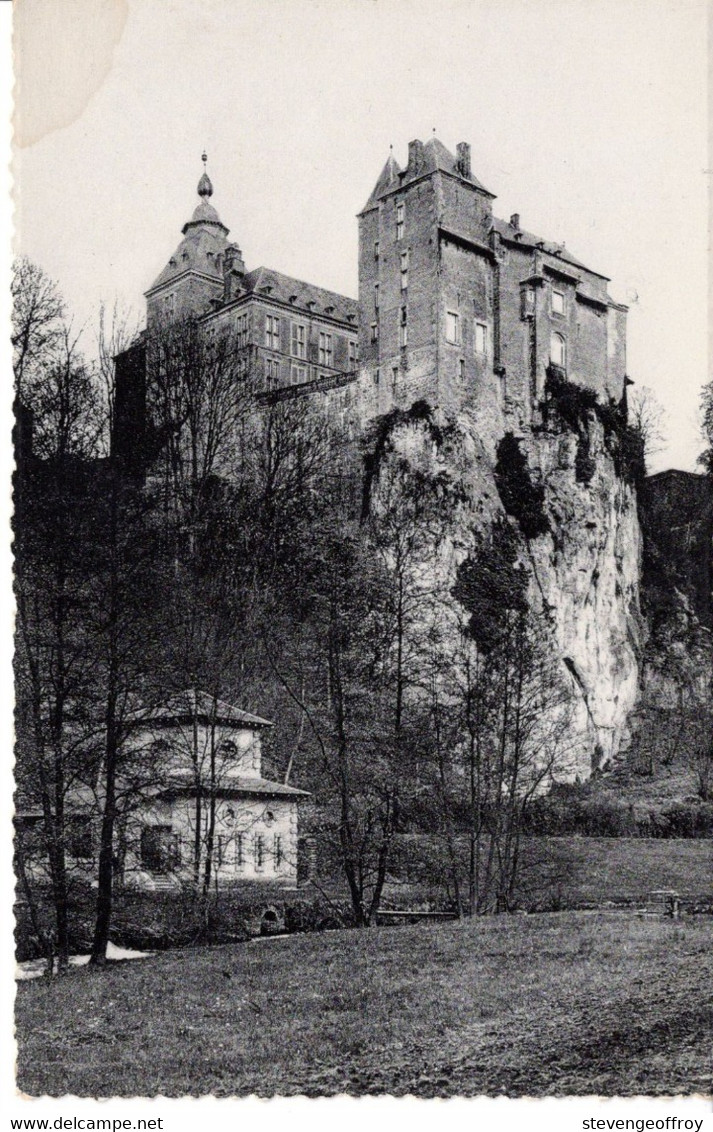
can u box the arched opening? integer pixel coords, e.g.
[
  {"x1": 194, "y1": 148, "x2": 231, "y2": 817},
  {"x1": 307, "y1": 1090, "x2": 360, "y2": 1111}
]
[
  {"x1": 260, "y1": 908, "x2": 282, "y2": 936},
  {"x1": 550, "y1": 332, "x2": 566, "y2": 369}
]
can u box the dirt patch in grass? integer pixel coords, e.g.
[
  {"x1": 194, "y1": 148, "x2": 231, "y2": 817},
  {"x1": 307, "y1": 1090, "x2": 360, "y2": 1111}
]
[{"x1": 15, "y1": 911, "x2": 713, "y2": 1098}]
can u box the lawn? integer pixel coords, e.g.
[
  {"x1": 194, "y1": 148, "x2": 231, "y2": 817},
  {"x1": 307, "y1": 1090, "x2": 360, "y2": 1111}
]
[
  {"x1": 516, "y1": 836, "x2": 713, "y2": 906},
  {"x1": 15, "y1": 910, "x2": 713, "y2": 1098},
  {"x1": 386, "y1": 835, "x2": 713, "y2": 910}
]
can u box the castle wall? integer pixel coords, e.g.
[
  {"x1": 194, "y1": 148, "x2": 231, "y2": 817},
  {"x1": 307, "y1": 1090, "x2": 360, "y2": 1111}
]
[
  {"x1": 146, "y1": 272, "x2": 223, "y2": 327},
  {"x1": 438, "y1": 237, "x2": 497, "y2": 418},
  {"x1": 438, "y1": 172, "x2": 493, "y2": 243}
]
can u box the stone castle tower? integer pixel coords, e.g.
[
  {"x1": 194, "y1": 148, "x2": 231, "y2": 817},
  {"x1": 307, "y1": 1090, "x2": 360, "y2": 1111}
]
[{"x1": 358, "y1": 137, "x2": 628, "y2": 429}]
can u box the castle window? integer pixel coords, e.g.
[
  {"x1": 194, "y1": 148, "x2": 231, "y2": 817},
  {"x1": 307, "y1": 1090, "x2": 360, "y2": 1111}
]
[
  {"x1": 348, "y1": 339, "x2": 359, "y2": 364},
  {"x1": 552, "y1": 289, "x2": 565, "y2": 316},
  {"x1": 235, "y1": 832, "x2": 244, "y2": 868},
  {"x1": 446, "y1": 311, "x2": 460, "y2": 344},
  {"x1": 237, "y1": 312, "x2": 250, "y2": 349},
  {"x1": 254, "y1": 834, "x2": 265, "y2": 870},
  {"x1": 392, "y1": 366, "x2": 399, "y2": 387},
  {"x1": 291, "y1": 322, "x2": 306, "y2": 359},
  {"x1": 371, "y1": 322, "x2": 379, "y2": 343},
  {"x1": 475, "y1": 322, "x2": 487, "y2": 355},
  {"x1": 521, "y1": 286, "x2": 536, "y2": 318},
  {"x1": 399, "y1": 306, "x2": 408, "y2": 347},
  {"x1": 550, "y1": 332, "x2": 566, "y2": 369},
  {"x1": 265, "y1": 315, "x2": 280, "y2": 350},
  {"x1": 265, "y1": 357, "x2": 280, "y2": 388},
  {"x1": 290, "y1": 363, "x2": 307, "y2": 385},
  {"x1": 374, "y1": 283, "x2": 379, "y2": 310},
  {"x1": 459, "y1": 358, "x2": 465, "y2": 381},
  {"x1": 274, "y1": 835, "x2": 283, "y2": 869},
  {"x1": 163, "y1": 292, "x2": 175, "y2": 317},
  {"x1": 400, "y1": 251, "x2": 409, "y2": 290},
  {"x1": 318, "y1": 332, "x2": 333, "y2": 366},
  {"x1": 396, "y1": 202, "x2": 404, "y2": 240},
  {"x1": 374, "y1": 240, "x2": 380, "y2": 259}
]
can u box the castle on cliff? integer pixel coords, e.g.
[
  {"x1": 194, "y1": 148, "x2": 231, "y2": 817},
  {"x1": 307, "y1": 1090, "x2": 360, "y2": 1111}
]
[{"x1": 115, "y1": 137, "x2": 629, "y2": 456}]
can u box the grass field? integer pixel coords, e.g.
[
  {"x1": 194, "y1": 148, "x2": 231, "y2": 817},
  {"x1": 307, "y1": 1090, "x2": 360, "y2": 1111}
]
[
  {"x1": 516, "y1": 836, "x2": 713, "y2": 906},
  {"x1": 16, "y1": 910, "x2": 713, "y2": 1098},
  {"x1": 386, "y1": 836, "x2": 713, "y2": 910}
]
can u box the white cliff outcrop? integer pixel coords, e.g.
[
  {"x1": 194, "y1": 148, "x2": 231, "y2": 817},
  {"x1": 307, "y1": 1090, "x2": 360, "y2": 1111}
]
[{"x1": 373, "y1": 400, "x2": 643, "y2": 781}]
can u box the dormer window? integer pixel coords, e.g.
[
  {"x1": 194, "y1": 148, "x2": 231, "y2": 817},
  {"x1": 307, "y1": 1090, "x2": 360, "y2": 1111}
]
[
  {"x1": 307, "y1": 300, "x2": 316, "y2": 312},
  {"x1": 260, "y1": 285, "x2": 273, "y2": 296},
  {"x1": 325, "y1": 304, "x2": 335, "y2": 315}
]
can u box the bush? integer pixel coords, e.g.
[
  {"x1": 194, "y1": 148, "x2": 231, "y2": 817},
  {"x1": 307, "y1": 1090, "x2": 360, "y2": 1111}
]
[
  {"x1": 494, "y1": 432, "x2": 550, "y2": 539},
  {"x1": 544, "y1": 367, "x2": 645, "y2": 488}
]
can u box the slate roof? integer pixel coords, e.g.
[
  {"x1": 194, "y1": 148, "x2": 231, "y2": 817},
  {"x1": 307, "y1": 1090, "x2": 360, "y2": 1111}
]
[
  {"x1": 238, "y1": 266, "x2": 358, "y2": 325},
  {"x1": 161, "y1": 769, "x2": 310, "y2": 798},
  {"x1": 361, "y1": 136, "x2": 494, "y2": 211},
  {"x1": 147, "y1": 222, "x2": 230, "y2": 294},
  {"x1": 127, "y1": 690, "x2": 273, "y2": 730},
  {"x1": 492, "y1": 216, "x2": 609, "y2": 282}
]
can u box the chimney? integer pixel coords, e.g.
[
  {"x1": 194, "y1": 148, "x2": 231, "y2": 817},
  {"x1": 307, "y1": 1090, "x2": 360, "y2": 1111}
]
[
  {"x1": 510, "y1": 213, "x2": 520, "y2": 231},
  {"x1": 456, "y1": 142, "x2": 471, "y2": 179},
  {"x1": 408, "y1": 139, "x2": 425, "y2": 173},
  {"x1": 223, "y1": 243, "x2": 245, "y2": 302}
]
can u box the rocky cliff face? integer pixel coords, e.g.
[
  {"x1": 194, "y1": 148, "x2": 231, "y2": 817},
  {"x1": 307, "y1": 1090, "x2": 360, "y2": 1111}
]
[
  {"x1": 374, "y1": 400, "x2": 643, "y2": 781},
  {"x1": 522, "y1": 418, "x2": 643, "y2": 775}
]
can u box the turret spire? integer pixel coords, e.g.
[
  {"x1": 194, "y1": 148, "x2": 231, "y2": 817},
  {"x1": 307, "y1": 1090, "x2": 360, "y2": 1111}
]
[{"x1": 197, "y1": 151, "x2": 213, "y2": 199}]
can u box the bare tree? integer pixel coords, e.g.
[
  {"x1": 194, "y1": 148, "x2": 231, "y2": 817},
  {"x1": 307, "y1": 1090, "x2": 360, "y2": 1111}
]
[
  {"x1": 452, "y1": 519, "x2": 576, "y2": 913},
  {"x1": 13, "y1": 262, "x2": 102, "y2": 971},
  {"x1": 12, "y1": 257, "x2": 64, "y2": 399},
  {"x1": 628, "y1": 385, "x2": 666, "y2": 469},
  {"x1": 145, "y1": 314, "x2": 254, "y2": 544}
]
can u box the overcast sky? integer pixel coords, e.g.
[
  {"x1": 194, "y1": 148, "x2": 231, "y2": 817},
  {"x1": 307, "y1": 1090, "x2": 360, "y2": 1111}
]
[{"x1": 12, "y1": 0, "x2": 709, "y2": 472}]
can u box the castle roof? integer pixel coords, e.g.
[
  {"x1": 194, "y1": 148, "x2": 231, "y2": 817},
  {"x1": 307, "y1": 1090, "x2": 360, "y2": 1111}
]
[
  {"x1": 147, "y1": 160, "x2": 230, "y2": 295},
  {"x1": 492, "y1": 216, "x2": 609, "y2": 281},
  {"x1": 361, "y1": 136, "x2": 494, "y2": 211},
  {"x1": 235, "y1": 265, "x2": 358, "y2": 325},
  {"x1": 361, "y1": 150, "x2": 402, "y2": 211}
]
